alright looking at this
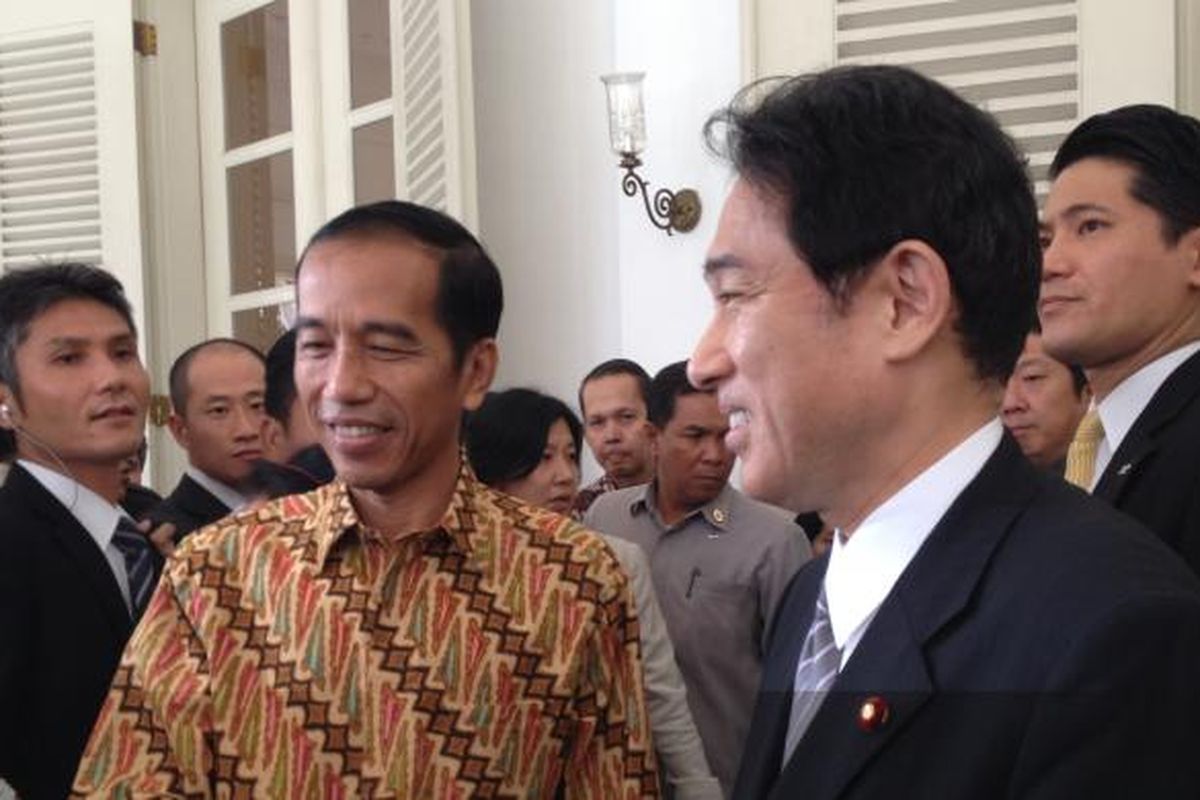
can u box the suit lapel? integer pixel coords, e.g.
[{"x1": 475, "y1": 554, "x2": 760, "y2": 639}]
[
  {"x1": 1094, "y1": 350, "x2": 1200, "y2": 504},
  {"x1": 776, "y1": 437, "x2": 1039, "y2": 799},
  {"x1": 177, "y1": 474, "x2": 232, "y2": 523},
  {"x1": 5, "y1": 467, "x2": 132, "y2": 635}
]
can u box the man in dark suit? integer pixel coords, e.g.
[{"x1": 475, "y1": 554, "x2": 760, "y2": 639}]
[
  {"x1": 688, "y1": 65, "x2": 1200, "y2": 798},
  {"x1": 150, "y1": 338, "x2": 268, "y2": 537},
  {"x1": 1040, "y1": 105, "x2": 1200, "y2": 573},
  {"x1": 0, "y1": 264, "x2": 160, "y2": 800}
]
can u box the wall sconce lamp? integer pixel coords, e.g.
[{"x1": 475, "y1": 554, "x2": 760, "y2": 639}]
[{"x1": 601, "y1": 71, "x2": 701, "y2": 236}]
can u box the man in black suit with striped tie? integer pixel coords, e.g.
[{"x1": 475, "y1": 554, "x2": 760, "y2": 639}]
[
  {"x1": 688, "y1": 65, "x2": 1200, "y2": 799},
  {"x1": 0, "y1": 264, "x2": 162, "y2": 800}
]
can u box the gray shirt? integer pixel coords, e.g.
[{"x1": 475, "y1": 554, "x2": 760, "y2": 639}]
[{"x1": 586, "y1": 483, "x2": 809, "y2": 796}]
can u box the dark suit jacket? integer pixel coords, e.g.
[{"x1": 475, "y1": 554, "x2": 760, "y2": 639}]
[
  {"x1": 0, "y1": 466, "x2": 161, "y2": 800},
  {"x1": 1094, "y1": 348, "x2": 1200, "y2": 574},
  {"x1": 735, "y1": 437, "x2": 1200, "y2": 800},
  {"x1": 147, "y1": 472, "x2": 232, "y2": 541}
]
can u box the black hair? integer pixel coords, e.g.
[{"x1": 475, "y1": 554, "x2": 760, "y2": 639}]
[
  {"x1": 264, "y1": 328, "x2": 298, "y2": 426},
  {"x1": 578, "y1": 358, "x2": 651, "y2": 417},
  {"x1": 704, "y1": 65, "x2": 1040, "y2": 382},
  {"x1": 647, "y1": 360, "x2": 706, "y2": 428},
  {"x1": 465, "y1": 388, "x2": 582, "y2": 486},
  {"x1": 0, "y1": 263, "x2": 136, "y2": 455},
  {"x1": 168, "y1": 338, "x2": 265, "y2": 416},
  {"x1": 298, "y1": 200, "x2": 503, "y2": 366},
  {"x1": 1050, "y1": 104, "x2": 1200, "y2": 244}
]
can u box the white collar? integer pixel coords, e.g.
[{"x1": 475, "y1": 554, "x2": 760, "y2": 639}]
[
  {"x1": 824, "y1": 419, "x2": 1003, "y2": 660},
  {"x1": 1097, "y1": 341, "x2": 1200, "y2": 461},
  {"x1": 185, "y1": 465, "x2": 247, "y2": 512},
  {"x1": 18, "y1": 459, "x2": 125, "y2": 549}
]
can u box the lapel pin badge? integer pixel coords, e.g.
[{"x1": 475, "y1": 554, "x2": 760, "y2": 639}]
[
  {"x1": 1117, "y1": 463, "x2": 1132, "y2": 476},
  {"x1": 712, "y1": 508, "x2": 726, "y2": 524},
  {"x1": 857, "y1": 695, "x2": 890, "y2": 733}
]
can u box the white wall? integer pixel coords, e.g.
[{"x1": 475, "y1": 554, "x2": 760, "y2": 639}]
[
  {"x1": 471, "y1": 0, "x2": 621, "y2": 409},
  {"x1": 471, "y1": 0, "x2": 744, "y2": 478},
  {"x1": 612, "y1": 0, "x2": 744, "y2": 375}
]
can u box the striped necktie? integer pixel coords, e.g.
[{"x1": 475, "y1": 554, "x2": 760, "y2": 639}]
[
  {"x1": 112, "y1": 516, "x2": 156, "y2": 618},
  {"x1": 783, "y1": 589, "x2": 841, "y2": 766},
  {"x1": 1064, "y1": 409, "x2": 1104, "y2": 490}
]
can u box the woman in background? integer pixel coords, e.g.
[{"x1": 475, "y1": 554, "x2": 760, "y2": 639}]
[
  {"x1": 466, "y1": 388, "x2": 580, "y2": 516},
  {"x1": 466, "y1": 388, "x2": 722, "y2": 800}
]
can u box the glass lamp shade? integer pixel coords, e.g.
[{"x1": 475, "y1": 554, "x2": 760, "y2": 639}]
[{"x1": 601, "y1": 72, "x2": 647, "y2": 156}]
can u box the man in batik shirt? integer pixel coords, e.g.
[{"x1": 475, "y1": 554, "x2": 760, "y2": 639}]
[{"x1": 73, "y1": 201, "x2": 659, "y2": 798}]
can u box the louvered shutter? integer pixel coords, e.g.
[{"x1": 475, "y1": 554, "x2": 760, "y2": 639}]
[
  {"x1": 0, "y1": 2, "x2": 144, "y2": 322},
  {"x1": 398, "y1": 0, "x2": 454, "y2": 212},
  {"x1": 0, "y1": 28, "x2": 102, "y2": 270},
  {"x1": 835, "y1": 0, "x2": 1080, "y2": 199}
]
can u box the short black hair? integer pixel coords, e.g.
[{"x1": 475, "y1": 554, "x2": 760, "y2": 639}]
[
  {"x1": 465, "y1": 388, "x2": 582, "y2": 486},
  {"x1": 0, "y1": 263, "x2": 136, "y2": 455},
  {"x1": 264, "y1": 328, "x2": 298, "y2": 426},
  {"x1": 647, "y1": 360, "x2": 707, "y2": 428},
  {"x1": 578, "y1": 358, "x2": 651, "y2": 417},
  {"x1": 298, "y1": 200, "x2": 503, "y2": 366},
  {"x1": 1050, "y1": 104, "x2": 1200, "y2": 244},
  {"x1": 704, "y1": 65, "x2": 1040, "y2": 382},
  {"x1": 168, "y1": 338, "x2": 265, "y2": 416}
]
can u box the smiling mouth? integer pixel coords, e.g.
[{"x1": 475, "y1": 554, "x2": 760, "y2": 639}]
[
  {"x1": 91, "y1": 406, "x2": 136, "y2": 421},
  {"x1": 1039, "y1": 296, "x2": 1077, "y2": 312}
]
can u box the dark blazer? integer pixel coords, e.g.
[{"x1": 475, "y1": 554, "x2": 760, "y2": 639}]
[
  {"x1": 147, "y1": 472, "x2": 232, "y2": 541},
  {"x1": 735, "y1": 437, "x2": 1200, "y2": 800},
  {"x1": 1093, "y1": 348, "x2": 1200, "y2": 573},
  {"x1": 0, "y1": 466, "x2": 160, "y2": 800}
]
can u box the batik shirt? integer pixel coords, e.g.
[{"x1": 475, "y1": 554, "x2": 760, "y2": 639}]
[
  {"x1": 571, "y1": 473, "x2": 620, "y2": 519},
  {"x1": 73, "y1": 464, "x2": 659, "y2": 798}
]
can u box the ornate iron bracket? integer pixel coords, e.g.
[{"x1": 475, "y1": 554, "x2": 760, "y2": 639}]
[{"x1": 618, "y1": 153, "x2": 701, "y2": 236}]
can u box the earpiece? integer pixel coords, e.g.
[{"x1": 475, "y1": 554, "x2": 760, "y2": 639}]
[{"x1": 0, "y1": 403, "x2": 9, "y2": 421}]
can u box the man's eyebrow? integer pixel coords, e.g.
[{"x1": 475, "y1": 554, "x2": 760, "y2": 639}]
[
  {"x1": 1044, "y1": 202, "x2": 1113, "y2": 225},
  {"x1": 703, "y1": 254, "x2": 742, "y2": 278},
  {"x1": 362, "y1": 321, "x2": 420, "y2": 343},
  {"x1": 293, "y1": 317, "x2": 420, "y2": 343}
]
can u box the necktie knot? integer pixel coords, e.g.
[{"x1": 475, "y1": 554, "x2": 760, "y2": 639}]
[{"x1": 1064, "y1": 409, "x2": 1105, "y2": 489}]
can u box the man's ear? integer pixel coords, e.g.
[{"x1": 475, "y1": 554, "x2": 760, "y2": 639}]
[
  {"x1": 0, "y1": 385, "x2": 16, "y2": 431},
  {"x1": 1182, "y1": 226, "x2": 1200, "y2": 289},
  {"x1": 875, "y1": 239, "x2": 954, "y2": 363},
  {"x1": 645, "y1": 422, "x2": 660, "y2": 458},
  {"x1": 459, "y1": 338, "x2": 499, "y2": 412},
  {"x1": 167, "y1": 412, "x2": 189, "y2": 449}
]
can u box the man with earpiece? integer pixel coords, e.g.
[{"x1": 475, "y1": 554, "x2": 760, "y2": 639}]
[{"x1": 0, "y1": 263, "x2": 161, "y2": 800}]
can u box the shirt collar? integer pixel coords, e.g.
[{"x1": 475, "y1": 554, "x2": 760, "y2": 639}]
[
  {"x1": 311, "y1": 458, "x2": 480, "y2": 568},
  {"x1": 1097, "y1": 341, "x2": 1200, "y2": 458},
  {"x1": 185, "y1": 466, "x2": 249, "y2": 512},
  {"x1": 630, "y1": 480, "x2": 735, "y2": 530},
  {"x1": 823, "y1": 419, "x2": 1003, "y2": 652},
  {"x1": 18, "y1": 459, "x2": 125, "y2": 550}
]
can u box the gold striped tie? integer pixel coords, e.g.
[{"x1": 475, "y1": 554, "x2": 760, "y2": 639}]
[{"x1": 1064, "y1": 409, "x2": 1104, "y2": 490}]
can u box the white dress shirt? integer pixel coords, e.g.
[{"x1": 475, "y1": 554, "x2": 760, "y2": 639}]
[
  {"x1": 185, "y1": 465, "x2": 249, "y2": 512},
  {"x1": 1091, "y1": 341, "x2": 1200, "y2": 489},
  {"x1": 19, "y1": 459, "x2": 134, "y2": 611},
  {"x1": 823, "y1": 420, "x2": 1003, "y2": 668}
]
